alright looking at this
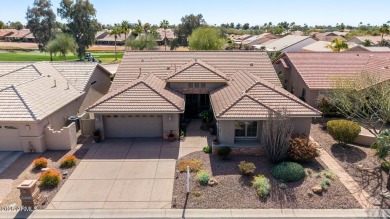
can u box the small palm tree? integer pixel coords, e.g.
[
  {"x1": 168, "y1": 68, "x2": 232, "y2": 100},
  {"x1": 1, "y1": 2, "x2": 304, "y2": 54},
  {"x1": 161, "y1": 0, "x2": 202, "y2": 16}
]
[
  {"x1": 133, "y1": 20, "x2": 143, "y2": 37},
  {"x1": 110, "y1": 25, "x2": 122, "y2": 60},
  {"x1": 379, "y1": 23, "x2": 390, "y2": 46},
  {"x1": 362, "y1": 39, "x2": 373, "y2": 47},
  {"x1": 121, "y1": 20, "x2": 131, "y2": 43},
  {"x1": 160, "y1": 20, "x2": 169, "y2": 51},
  {"x1": 325, "y1": 38, "x2": 349, "y2": 52}
]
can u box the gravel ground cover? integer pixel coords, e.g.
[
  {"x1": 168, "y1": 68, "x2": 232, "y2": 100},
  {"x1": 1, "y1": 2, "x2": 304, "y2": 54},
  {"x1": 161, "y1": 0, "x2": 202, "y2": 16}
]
[
  {"x1": 311, "y1": 119, "x2": 390, "y2": 208},
  {"x1": 173, "y1": 151, "x2": 361, "y2": 209}
]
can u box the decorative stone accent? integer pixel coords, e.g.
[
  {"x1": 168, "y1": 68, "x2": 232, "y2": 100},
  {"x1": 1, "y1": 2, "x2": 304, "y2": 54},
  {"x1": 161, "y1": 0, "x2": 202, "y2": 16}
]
[
  {"x1": 311, "y1": 185, "x2": 323, "y2": 194},
  {"x1": 17, "y1": 180, "x2": 40, "y2": 209},
  {"x1": 208, "y1": 177, "x2": 218, "y2": 187}
]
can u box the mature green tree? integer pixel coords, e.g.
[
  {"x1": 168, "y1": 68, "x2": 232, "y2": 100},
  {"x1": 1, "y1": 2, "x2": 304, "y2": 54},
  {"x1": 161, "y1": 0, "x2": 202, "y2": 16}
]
[
  {"x1": 132, "y1": 20, "x2": 143, "y2": 36},
  {"x1": 121, "y1": 20, "x2": 131, "y2": 43},
  {"x1": 326, "y1": 38, "x2": 349, "y2": 52},
  {"x1": 242, "y1": 23, "x2": 250, "y2": 30},
  {"x1": 26, "y1": 0, "x2": 56, "y2": 52},
  {"x1": 188, "y1": 26, "x2": 225, "y2": 50},
  {"x1": 110, "y1": 25, "x2": 122, "y2": 60},
  {"x1": 0, "y1": 21, "x2": 4, "y2": 29},
  {"x1": 46, "y1": 33, "x2": 77, "y2": 61},
  {"x1": 9, "y1": 21, "x2": 24, "y2": 30},
  {"x1": 126, "y1": 34, "x2": 157, "y2": 50},
  {"x1": 175, "y1": 14, "x2": 205, "y2": 46},
  {"x1": 379, "y1": 23, "x2": 390, "y2": 46},
  {"x1": 160, "y1": 19, "x2": 169, "y2": 51},
  {"x1": 57, "y1": 0, "x2": 99, "y2": 60}
]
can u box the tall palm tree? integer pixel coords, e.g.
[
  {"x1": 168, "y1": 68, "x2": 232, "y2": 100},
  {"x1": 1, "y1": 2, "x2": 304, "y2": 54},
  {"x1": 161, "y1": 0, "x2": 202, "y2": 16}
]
[
  {"x1": 133, "y1": 20, "x2": 143, "y2": 37},
  {"x1": 143, "y1": 22, "x2": 151, "y2": 40},
  {"x1": 160, "y1": 20, "x2": 169, "y2": 51},
  {"x1": 379, "y1": 23, "x2": 390, "y2": 46},
  {"x1": 325, "y1": 38, "x2": 349, "y2": 52},
  {"x1": 110, "y1": 25, "x2": 122, "y2": 60},
  {"x1": 121, "y1": 20, "x2": 131, "y2": 43}
]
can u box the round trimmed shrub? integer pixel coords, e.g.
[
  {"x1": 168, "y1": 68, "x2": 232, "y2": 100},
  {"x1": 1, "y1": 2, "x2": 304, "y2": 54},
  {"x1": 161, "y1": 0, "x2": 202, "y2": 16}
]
[
  {"x1": 251, "y1": 174, "x2": 270, "y2": 198},
  {"x1": 217, "y1": 146, "x2": 231, "y2": 159},
  {"x1": 196, "y1": 170, "x2": 210, "y2": 185},
  {"x1": 60, "y1": 155, "x2": 78, "y2": 168},
  {"x1": 288, "y1": 135, "x2": 320, "y2": 162},
  {"x1": 327, "y1": 120, "x2": 361, "y2": 144},
  {"x1": 40, "y1": 169, "x2": 61, "y2": 188},
  {"x1": 271, "y1": 162, "x2": 305, "y2": 182},
  {"x1": 203, "y1": 146, "x2": 212, "y2": 154},
  {"x1": 33, "y1": 157, "x2": 48, "y2": 169},
  {"x1": 238, "y1": 161, "x2": 256, "y2": 176}
]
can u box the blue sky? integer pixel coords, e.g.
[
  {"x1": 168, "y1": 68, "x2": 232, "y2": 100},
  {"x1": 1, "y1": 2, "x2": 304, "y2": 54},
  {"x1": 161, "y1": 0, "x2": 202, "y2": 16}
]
[{"x1": 1, "y1": 0, "x2": 389, "y2": 26}]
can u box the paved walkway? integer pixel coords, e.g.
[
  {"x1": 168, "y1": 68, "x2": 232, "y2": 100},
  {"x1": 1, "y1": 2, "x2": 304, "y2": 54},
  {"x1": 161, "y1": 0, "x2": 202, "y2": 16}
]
[
  {"x1": 48, "y1": 138, "x2": 177, "y2": 210},
  {"x1": 0, "y1": 151, "x2": 22, "y2": 203},
  {"x1": 310, "y1": 137, "x2": 374, "y2": 209},
  {"x1": 179, "y1": 119, "x2": 213, "y2": 158},
  {"x1": 1, "y1": 208, "x2": 389, "y2": 218}
]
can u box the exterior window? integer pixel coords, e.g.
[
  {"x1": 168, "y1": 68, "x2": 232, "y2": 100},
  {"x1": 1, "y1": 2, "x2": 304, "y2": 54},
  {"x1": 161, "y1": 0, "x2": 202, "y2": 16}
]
[
  {"x1": 291, "y1": 84, "x2": 295, "y2": 94},
  {"x1": 5, "y1": 126, "x2": 17, "y2": 129},
  {"x1": 194, "y1": 83, "x2": 200, "y2": 88},
  {"x1": 234, "y1": 121, "x2": 258, "y2": 138},
  {"x1": 300, "y1": 88, "x2": 306, "y2": 102},
  {"x1": 200, "y1": 83, "x2": 206, "y2": 88},
  {"x1": 188, "y1": 83, "x2": 193, "y2": 88}
]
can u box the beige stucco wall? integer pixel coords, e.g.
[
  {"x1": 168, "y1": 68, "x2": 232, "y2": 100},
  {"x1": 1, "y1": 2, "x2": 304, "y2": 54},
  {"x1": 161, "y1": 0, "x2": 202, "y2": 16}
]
[
  {"x1": 218, "y1": 120, "x2": 235, "y2": 144},
  {"x1": 44, "y1": 122, "x2": 77, "y2": 150},
  {"x1": 291, "y1": 118, "x2": 312, "y2": 135}
]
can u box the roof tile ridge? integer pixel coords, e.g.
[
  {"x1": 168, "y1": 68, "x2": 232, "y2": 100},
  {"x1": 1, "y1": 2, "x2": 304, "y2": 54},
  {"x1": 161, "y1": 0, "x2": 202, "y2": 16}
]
[
  {"x1": 42, "y1": 62, "x2": 81, "y2": 92},
  {"x1": 142, "y1": 75, "x2": 184, "y2": 111},
  {"x1": 250, "y1": 74, "x2": 321, "y2": 114},
  {"x1": 12, "y1": 85, "x2": 38, "y2": 120},
  {"x1": 0, "y1": 63, "x2": 34, "y2": 78},
  {"x1": 166, "y1": 59, "x2": 196, "y2": 80},
  {"x1": 195, "y1": 59, "x2": 229, "y2": 80},
  {"x1": 218, "y1": 94, "x2": 277, "y2": 117},
  {"x1": 31, "y1": 63, "x2": 44, "y2": 76},
  {"x1": 281, "y1": 54, "x2": 312, "y2": 89},
  {"x1": 242, "y1": 71, "x2": 261, "y2": 93}
]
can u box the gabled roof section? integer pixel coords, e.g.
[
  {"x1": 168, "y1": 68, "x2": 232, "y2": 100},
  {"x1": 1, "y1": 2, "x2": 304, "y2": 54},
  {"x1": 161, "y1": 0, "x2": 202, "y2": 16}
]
[
  {"x1": 210, "y1": 70, "x2": 321, "y2": 119},
  {"x1": 87, "y1": 73, "x2": 184, "y2": 113},
  {"x1": 0, "y1": 64, "x2": 42, "y2": 90},
  {"x1": 166, "y1": 59, "x2": 229, "y2": 82},
  {"x1": 0, "y1": 86, "x2": 36, "y2": 121}
]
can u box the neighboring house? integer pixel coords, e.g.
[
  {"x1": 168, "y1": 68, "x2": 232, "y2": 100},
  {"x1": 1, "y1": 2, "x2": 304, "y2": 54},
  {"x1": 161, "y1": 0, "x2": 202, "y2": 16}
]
[
  {"x1": 0, "y1": 62, "x2": 112, "y2": 152},
  {"x1": 348, "y1": 36, "x2": 390, "y2": 46},
  {"x1": 95, "y1": 31, "x2": 109, "y2": 41},
  {"x1": 302, "y1": 41, "x2": 356, "y2": 52},
  {"x1": 234, "y1": 33, "x2": 278, "y2": 50},
  {"x1": 22, "y1": 32, "x2": 36, "y2": 43},
  {"x1": 0, "y1": 29, "x2": 17, "y2": 41},
  {"x1": 348, "y1": 45, "x2": 390, "y2": 52},
  {"x1": 273, "y1": 52, "x2": 390, "y2": 107},
  {"x1": 262, "y1": 35, "x2": 316, "y2": 54},
  {"x1": 312, "y1": 32, "x2": 344, "y2": 41},
  {"x1": 5, "y1": 29, "x2": 32, "y2": 42},
  {"x1": 156, "y1": 28, "x2": 175, "y2": 45},
  {"x1": 87, "y1": 51, "x2": 320, "y2": 147},
  {"x1": 95, "y1": 33, "x2": 130, "y2": 45}
]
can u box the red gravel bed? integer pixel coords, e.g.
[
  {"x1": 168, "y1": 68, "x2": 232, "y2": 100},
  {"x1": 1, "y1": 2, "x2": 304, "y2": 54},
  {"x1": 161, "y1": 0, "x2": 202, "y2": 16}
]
[
  {"x1": 172, "y1": 151, "x2": 361, "y2": 209},
  {"x1": 311, "y1": 120, "x2": 390, "y2": 208}
]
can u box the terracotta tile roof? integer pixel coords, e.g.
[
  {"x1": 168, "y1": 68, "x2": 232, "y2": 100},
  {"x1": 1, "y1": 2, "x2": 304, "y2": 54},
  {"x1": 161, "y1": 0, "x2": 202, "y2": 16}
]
[
  {"x1": 0, "y1": 29, "x2": 17, "y2": 37},
  {"x1": 210, "y1": 70, "x2": 321, "y2": 119},
  {"x1": 312, "y1": 32, "x2": 343, "y2": 41},
  {"x1": 87, "y1": 73, "x2": 184, "y2": 113},
  {"x1": 112, "y1": 51, "x2": 281, "y2": 91},
  {"x1": 275, "y1": 52, "x2": 390, "y2": 90},
  {"x1": 362, "y1": 56, "x2": 390, "y2": 82},
  {"x1": 0, "y1": 62, "x2": 107, "y2": 121},
  {"x1": 240, "y1": 33, "x2": 277, "y2": 45},
  {"x1": 5, "y1": 29, "x2": 31, "y2": 38},
  {"x1": 96, "y1": 33, "x2": 130, "y2": 42},
  {"x1": 156, "y1": 28, "x2": 175, "y2": 40},
  {"x1": 23, "y1": 32, "x2": 35, "y2": 39},
  {"x1": 351, "y1": 35, "x2": 390, "y2": 44},
  {"x1": 263, "y1": 35, "x2": 314, "y2": 51},
  {"x1": 166, "y1": 59, "x2": 229, "y2": 82}
]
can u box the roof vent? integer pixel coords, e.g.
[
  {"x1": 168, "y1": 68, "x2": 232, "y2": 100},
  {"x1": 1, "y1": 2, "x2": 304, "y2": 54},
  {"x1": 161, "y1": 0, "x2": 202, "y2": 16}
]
[
  {"x1": 250, "y1": 62, "x2": 254, "y2": 66},
  {"x1": 141, "y1": 59, "x2": 144, "y2": 62},
  {"x1": 356, "y1": 54, "x2": 359, "y2": 56},
  {"x1": 47, "y1": 74, "x2": 51, "y2": 77},
  {"x1": 66, "y1": 82, "x2": 69, "y2": 89},
  {"x1": 167, "y1": 66, "x2": 170, "y2": 70},
  {"x1": 384, "y1": 66, "x2": 389, "y2": 69},
  {"x1": 53, "y1": 80, "x2": 57, "y2": 87}
]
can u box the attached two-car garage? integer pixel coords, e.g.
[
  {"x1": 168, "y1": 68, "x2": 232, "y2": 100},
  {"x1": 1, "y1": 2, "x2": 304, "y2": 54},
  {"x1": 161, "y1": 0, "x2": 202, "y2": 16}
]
[
  {"x1": 0, "y1": 125, "x2": 23, "y2": 151},
  {"x1": 103, "y1": 115, "x2": 163, "y2": 138}
]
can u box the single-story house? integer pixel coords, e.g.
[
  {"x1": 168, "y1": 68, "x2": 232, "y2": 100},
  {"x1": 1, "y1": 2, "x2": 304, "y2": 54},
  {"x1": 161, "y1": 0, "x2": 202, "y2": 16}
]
[
  {"x1": 0, "y1": 62, "x2": 112, "y2": 152},
  {"x1": 348, "y1": 36, "x2": 390, "y2": 46},
  {"x1": 261, "y1": 35, "x2": 316, "y2": 55},
  {"x1": 87, "y1": 51, "x2": 321, "y2": 147},
  {"x1": 311, "y1": 32, "x2": 344, "y2": 41},
  {"x1": 302, "y1": 41, "x2": 358, "y2": 52},
  {"x1": 234, "y1": 33, "x2": 278, "y2": 50},
  {"x1": 0, "y1": 29, "x2": 17, "y2": 40},
  {"x1": 96, "y1": 32, "x2": 131, "y2": 45},
  {"x1": 5, "y1": 29, "x2": 32, "y2": 42},
  {"x1": 156, "y1": 28, "x2": 175, "y2": 45},
  {"x1": 95, "y1": 31, "x2": 109, "y2": 41},
  {"x1": 272, "y1": 52, "x2": 390, "y2": 107},
  {"x1": 348, "y1": 45, "x2": 390, "y2": 52}
]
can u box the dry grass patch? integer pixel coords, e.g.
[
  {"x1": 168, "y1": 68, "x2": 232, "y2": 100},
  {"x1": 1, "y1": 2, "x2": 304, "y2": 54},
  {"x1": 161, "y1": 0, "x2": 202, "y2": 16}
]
[{"x1": 177, "y1": 159, "x2": 203, "y2": 172}]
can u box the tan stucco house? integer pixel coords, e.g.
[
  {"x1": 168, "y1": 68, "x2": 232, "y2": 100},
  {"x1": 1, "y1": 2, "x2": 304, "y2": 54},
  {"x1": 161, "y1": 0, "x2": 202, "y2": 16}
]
[
  {"x1": 87, "y1": 51, "x2": 320, "y2": 147},
  {"x1": 0, "y1": 62, "x2": 111, "y2": 152},
  {"x1": 273, "y1": 52, "x2": 390, "y2": 107}
]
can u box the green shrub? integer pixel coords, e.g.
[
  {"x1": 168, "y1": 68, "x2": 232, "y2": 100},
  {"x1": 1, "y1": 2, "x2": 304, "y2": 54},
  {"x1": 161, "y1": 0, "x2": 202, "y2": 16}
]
[
  {"x1": 327, "y1": 120, "x2": 361, "y2": 144},
  {"x1": 288, "y1": 135, "x2": 320, "y2": 162},
  {"x1": 33, "y1": 157, "x2": 48, "y2": 169},
  {"x1": 252, "y1": 174, "x2": 271, "y2": 198},
  {"x1": 238, "y1": 161, "x2": 256, "y2": 176},
  {"x1": 60, "y1": 155, "x2": 77, "y2": 168},
  {"x1": 40, "y1": 169, "x2": 61, "y2": 188},
  {"x1": 196, "y1": 170, "x2": 210, "y2": 185},
  {"x1": 203, "y1": 146, "x2": 212, "y2": 154},
  {"x1": 271, "y1": 162, "x2": 305, "y2": 182},
  {"x1": 317, "y1": 96, "x2": 340, "y2": 117},
  {"x1": 217, "y1": 146, "x2": 231, "y2": 159},
  {"x1": 320, "y1": 178, "x2": 331, "y2": 191},
  {"x1": 321, "y1": 168, "x2": 336, "y2": 180},
  {"x1": 177, "y1": 159, "x2": 203, "y2": 172},
  {"x1": 381, "y1": 161, "x2": 390, "y2": 172}
]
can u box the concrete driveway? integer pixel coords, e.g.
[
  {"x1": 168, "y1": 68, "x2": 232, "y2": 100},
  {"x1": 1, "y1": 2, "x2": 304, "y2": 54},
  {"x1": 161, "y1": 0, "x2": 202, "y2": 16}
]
[{"x1": 49, "y1": 138, "x2": 179, "y2": 210}]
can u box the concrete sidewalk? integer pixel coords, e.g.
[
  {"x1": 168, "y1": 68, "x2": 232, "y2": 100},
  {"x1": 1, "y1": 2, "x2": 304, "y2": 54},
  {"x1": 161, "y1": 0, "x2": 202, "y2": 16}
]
[{"x1": 0, "y1": 208, "x2": 389, "y2": 218}]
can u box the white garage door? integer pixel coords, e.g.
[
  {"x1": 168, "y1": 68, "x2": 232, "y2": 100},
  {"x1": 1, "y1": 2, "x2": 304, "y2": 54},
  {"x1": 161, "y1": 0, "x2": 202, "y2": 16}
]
[
  {"x1": 0, "y1": 125, "x2": 23, "y2": 151},
  {"x1": 103, "y1": 115, "x2": 163, "y2": 138}
]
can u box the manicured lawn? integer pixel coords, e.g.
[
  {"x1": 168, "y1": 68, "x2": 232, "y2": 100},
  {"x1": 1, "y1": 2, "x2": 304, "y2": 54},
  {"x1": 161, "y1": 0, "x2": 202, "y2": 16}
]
[{"x1": 0, "y1": 51, "x2": 123, "y2": 63}]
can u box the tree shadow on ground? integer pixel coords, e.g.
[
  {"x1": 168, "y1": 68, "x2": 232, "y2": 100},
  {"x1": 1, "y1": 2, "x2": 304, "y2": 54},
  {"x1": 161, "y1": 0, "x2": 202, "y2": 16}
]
[{"x1": 330, "y1": 143, "x2": 367, "y2": 163}]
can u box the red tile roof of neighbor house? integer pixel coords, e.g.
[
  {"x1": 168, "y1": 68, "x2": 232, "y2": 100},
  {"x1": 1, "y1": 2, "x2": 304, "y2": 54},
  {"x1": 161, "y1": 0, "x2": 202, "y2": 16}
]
[
  {"x1": 5, "y1": 29, "x2": 31, "y2": 38},
  {"x1": 0, "y1": 29, "x2": 17, "y2": 37},
  {"x1": 93, "y1": 51, "x2": 320, "y2": 118},
  {"x1": 210, "y1": 70, "x2": 321, "y2": 119},
  {"x1": 274, "y1": 52, "x2": 390, "y2": 90},
  {"x1": 87, "y1": 73, "x2": 185, "y2": 113}
]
